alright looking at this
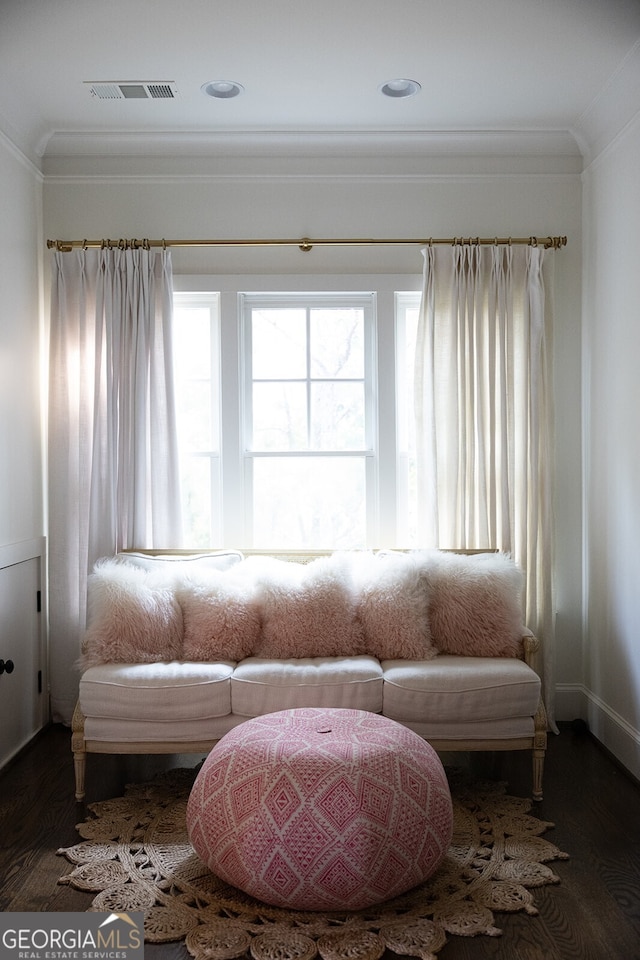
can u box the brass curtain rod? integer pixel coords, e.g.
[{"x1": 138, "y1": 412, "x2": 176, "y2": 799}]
[{"x1": 47, "y1": 235, "x2": 567, "y2": 253}]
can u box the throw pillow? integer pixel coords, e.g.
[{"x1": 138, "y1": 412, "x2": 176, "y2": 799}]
[
  {"x1": 80, "y1": 559, "x2": 183, "y2": 668},
  {"x1": 177, "y1": 570, "x2": 261, "y2": 662},
  {"x1": 248, "y1": 554, "x2": 365, "y2": 659},
  {"x1": 346, "y1": 551, "x2": 437, "y2": 660},
  {"x1": 419, "y1": 550, "x2": 525, "y2": 657},
  {"x1": 116, "y1": 550, "x2": 244, "y2": 575}
]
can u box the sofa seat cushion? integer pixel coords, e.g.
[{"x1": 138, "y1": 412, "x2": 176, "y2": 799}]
[
  {"x1": 382, "y1": 655, "x2": 540, "y2": 725},
  {"x1": 231, "y1": 656, "x2": 383, "y2": 717},
  {"x1": 79, "y1": 661, "x2": 235, "y2": 723},
  {"x1": 396, "y1": 716, "x2": 535, "y2": 742}
]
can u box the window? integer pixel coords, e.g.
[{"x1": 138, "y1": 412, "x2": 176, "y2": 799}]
[
  {"x1": 241, "y1": 293, "x2": 375, "y2": 548},
  {"x1": 172, "y1": 293, "x2": 221, "y2": 547},
  {"x1": 173, "y1": 278, "x2": 421, "y2": 548}
]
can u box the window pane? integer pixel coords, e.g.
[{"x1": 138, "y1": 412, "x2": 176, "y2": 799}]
[
  {"x1": 173, "y1": 293, "x2": 221, "y2": 548},
  {"x1": 180, "y1": 455, "x2": 215, "y2": 549},
  {"x1": 252, "y1": 309, "x2": 307, "y2": 379},
  {"x1": 252, "y1": 382, "x2": 307, "y2": 450},
  {"x1": 179, "y1": 380, "x2": 212, "y2": 451},
  {"x1": 311, "y1": 382, "x2": 365, "y2": 449},
  {"x1": 173, "y1": 306, "x2": 211, "y2": 379},
  {"x1": 252, "y1": 457, "x2": 366, "y2": 548},
  {"x1": 310, "y1": 308, "x2": 364, "y2": 378}
]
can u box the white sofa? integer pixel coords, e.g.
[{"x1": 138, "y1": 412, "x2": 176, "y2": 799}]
[{"x1": 72, "y1": 549, "x2": 548, "y2": 801}]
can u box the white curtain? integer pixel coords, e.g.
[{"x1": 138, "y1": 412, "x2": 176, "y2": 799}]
[
  {"x1": 48, "y1": 247, "x2": 182, "y2": 723},
  {"x1": 414, "y1": 243, "x2": 556, "y2": 725}
]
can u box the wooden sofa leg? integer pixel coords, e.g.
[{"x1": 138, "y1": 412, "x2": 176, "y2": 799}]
[
  {"x1": 73, "y1": 752, "x2": 87, "y2": 802},
  {"x1": 532, "y1": 705, "x2": 548, "y2": 802},
  {"x1": 532, "y1": 742, "x2": 545, "y2": 802},
  {"x1": 71, "y1": 701, "x2": 87, "y2": 802}
]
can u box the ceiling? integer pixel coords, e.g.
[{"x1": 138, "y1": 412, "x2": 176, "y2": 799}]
[{"x1": 2, "y1": 0, "x2": 640, "y2": 165}]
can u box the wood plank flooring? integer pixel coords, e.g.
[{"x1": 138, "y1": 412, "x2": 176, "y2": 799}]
[{"x1": 1, "y1": 722, "x2": 639, "y2": 959}]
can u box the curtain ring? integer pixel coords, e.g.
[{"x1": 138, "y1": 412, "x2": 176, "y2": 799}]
[
  {"x1": 82, "y1": 239, "x2": 88, "y2": 250},
  {"x1": 530, "y1": 236, "x2": 538, "y2": 247}
]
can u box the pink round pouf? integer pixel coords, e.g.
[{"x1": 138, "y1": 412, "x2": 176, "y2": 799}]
[{"x1": 186, "y1": 708, "x2": 453, "y2": 910}]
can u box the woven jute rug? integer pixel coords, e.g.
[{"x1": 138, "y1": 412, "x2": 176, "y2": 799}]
[{"x1": 57, "y1": 767, "x2": 568, "y2": 960}]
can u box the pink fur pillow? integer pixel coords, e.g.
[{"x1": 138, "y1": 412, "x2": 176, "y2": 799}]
[
  {"x1": 420, "y1": 551, "x2": 525, "y2": 657},
  {"x1": 80, "y1": 560, "x2": 183, "y2": 669},
  {"x1": 347, "y1": 552, "x2": 437, "y2": 660},
  {"x1": 177, "y1": 570, "x2": 261, "y2": 662},
  {"x1": 249, "y1": 555, "x2": 365, "y2": 659}
]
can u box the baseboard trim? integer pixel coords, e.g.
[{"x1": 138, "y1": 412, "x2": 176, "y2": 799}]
[
  {"x1": 555, "y1": 683, "x2": 640, "y2": 781},
  {"x1": 554, "y1": 683, "x2": 588, "y2": 722}
]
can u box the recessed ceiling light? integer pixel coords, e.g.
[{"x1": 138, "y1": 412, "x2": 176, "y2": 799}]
[
  {"x1": 379, "y1": 78, "x2": 421, "y2": 99},
  {"x1": 201, "y1": 80, "x2": 245, "y2": 99}
]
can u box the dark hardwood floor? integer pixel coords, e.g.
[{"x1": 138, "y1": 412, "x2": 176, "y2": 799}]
[{"x1": 1, "y1": 722, "x2": 639, "y2": 959}]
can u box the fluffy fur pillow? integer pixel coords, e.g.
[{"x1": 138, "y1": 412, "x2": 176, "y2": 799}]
[
  {"x1": 248, "y1": 555, "x2": 365, "y2": 659},
  {"x1": 419, "y1": 551, "x2": 525, "y2": 657},
  {"x1": 118, "y1": 550, "x2": 243, "y2": 574},
  {"x1": 178, "y1": 570, "x2": 261, "y2": 662},
  {"x1": 347, "y1": 551, "x2": 437, "y2": 661},
  {"x1": 80, "y1": 559, "x2": 183, "y2": 668}
]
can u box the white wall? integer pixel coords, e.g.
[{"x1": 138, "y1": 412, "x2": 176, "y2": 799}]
[
  {"x1": 0, "y1": 133, "x2": 44, "y2": 549},
  {"x1": 581, "y1": 101, "x2": 640, "y2": 777},
  {"x1": 43, "y1": 152, "x2": 584, "y2": 725},
  {"x1": 0, "y1": 132, "x2": 47, "y2": 747}
]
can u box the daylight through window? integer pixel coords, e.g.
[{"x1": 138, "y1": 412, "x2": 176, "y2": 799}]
[{"x1": 173, "y1": 281, "x2": 421, "y2": 549}]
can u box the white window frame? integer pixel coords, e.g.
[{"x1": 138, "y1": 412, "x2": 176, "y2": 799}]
[
  {"x1": 173, "y1": 274, "x2": 422, "y2": 548},
  {"x1": 239, "y1": 290, "x2": 378, "y2": 548}
]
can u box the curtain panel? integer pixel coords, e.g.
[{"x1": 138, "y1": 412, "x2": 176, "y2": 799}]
[
  {"x1": 414, "y1": 243, "x2": 556, "y2": 725},
  {"x1": 48, "y1": 247, "x2": 182, "y2": 724}
]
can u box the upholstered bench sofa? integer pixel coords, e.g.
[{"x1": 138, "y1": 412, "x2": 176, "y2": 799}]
[{"x1": 71, "y1": 548, "x2": 548, "y2": 802}]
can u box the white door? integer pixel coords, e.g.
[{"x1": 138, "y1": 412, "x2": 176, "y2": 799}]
[{"x1": 0, "y1": 557, "x2": 44, "y2": 768}]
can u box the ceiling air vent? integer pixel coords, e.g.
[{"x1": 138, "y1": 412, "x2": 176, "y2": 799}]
[{"x1": 85, "y1": 81, "x2": 179, "y2": 100}]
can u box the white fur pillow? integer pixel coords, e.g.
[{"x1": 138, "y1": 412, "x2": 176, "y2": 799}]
[
  {"x1": 177, "y1": 570, "x2": 261, "y2": 662},
  {"x1": 419, "y1": 551, "x2": 525, "y2": 657},
  {"x1": 81, "y1": 560, "x2": 183, "y2": 669},
  {"x1": 249, "y1": 555, "x2": 365, "y2": 659},
  {"x1": 347, "y1": 552, "x2": 437, "y2": 660},
  {"x1": 118, "y1": 550, "x2": 243, "y2": 574}
]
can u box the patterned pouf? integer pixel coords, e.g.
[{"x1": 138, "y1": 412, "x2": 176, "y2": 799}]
[{"x1": 186, "y1": 707, "x2": 453, "y2": 910}]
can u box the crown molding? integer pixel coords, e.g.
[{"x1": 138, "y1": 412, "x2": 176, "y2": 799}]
[
  {"x1": 41, "y1": 127, "x2": 582, "y2": 161},
  {"x1": 40, "y1": 128, "x2": 583, "y2": 181},
  {"x1": 573, "y1": 39, "x2": 640, "y2": 166},
  {"x1": 0, "y1": 115, "x2": 43, "y2": 179}
]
